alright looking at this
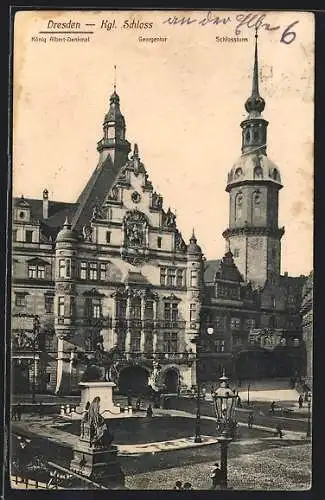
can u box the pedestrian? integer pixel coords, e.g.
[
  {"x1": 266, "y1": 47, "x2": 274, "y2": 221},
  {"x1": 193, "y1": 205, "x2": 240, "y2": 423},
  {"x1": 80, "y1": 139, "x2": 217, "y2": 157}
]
[
  {"x1": 39, "y1": 401, "x2": 44, "y2": 418},
  {"x1": 275, "y1": 423, "x2": 283, "y2": 438},
  {"x1": 248, "y1": 411, "x2": 254, "y2": 429},
  {"x1": 135, "y1": 398, "x2": 141, "y2": 411},
  {"x1": 16, "y1": 403, "x2": 22, "y2": 421},
  {"x1": 237, "y1": 395, "x2": 242, "y2": 408},
  {"x1": 270, "y1": 401, "x2": 276, "y2": 415},
  {"x1": 146, "y1": 404, "x2": 153, "y2": 418},
  {"x1": 173, "y1": 481, "x2": 183, "y2": 490},
  {"x1": 210, "y1": 463, "x2": 223, "y2": 490},
  {"x1": 298, "y1": 394, "x2": 303, "y2": 409},
  {"x1": 183, "y1": 482, "x2": 193, "y2": 490}
]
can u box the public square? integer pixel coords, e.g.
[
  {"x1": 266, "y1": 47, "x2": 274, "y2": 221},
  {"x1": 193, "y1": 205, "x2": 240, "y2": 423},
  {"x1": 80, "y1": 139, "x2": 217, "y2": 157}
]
[{"x1": 11, "y1": 381, "x2": 312, "y2": 490}]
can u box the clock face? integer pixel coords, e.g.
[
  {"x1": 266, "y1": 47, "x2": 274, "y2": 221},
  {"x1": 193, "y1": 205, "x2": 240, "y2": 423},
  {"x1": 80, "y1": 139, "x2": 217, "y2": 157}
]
[{"x1": 131, "y1": 191, "x2": 141, "y2": 204}]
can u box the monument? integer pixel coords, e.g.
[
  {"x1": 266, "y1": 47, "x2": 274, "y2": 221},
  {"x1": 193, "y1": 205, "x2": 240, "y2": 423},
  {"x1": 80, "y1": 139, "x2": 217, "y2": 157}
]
[{"x1": 70, "y1": 396, "x2": 125, "y2": 488}]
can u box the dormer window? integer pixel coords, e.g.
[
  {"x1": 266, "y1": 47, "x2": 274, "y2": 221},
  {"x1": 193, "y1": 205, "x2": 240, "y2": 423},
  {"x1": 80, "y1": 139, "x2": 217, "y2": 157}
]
[
  {"x1": 254, "y1": 166, "x2": 263, "y2": 179},
  {"x1": 234, "y1": 168, "x2": 243, "y2": 179}
]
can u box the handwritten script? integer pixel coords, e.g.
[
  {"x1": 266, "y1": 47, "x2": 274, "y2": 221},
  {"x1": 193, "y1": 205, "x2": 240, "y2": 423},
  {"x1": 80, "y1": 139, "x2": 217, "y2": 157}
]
[{"x1": 162, "y1": 11, "x2": 299, "y2": 45}]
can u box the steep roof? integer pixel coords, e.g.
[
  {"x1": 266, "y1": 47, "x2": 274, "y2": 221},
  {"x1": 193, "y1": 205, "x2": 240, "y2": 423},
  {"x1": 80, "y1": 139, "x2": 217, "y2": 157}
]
[
  {"x1": 13, "y1": 197, "x2": 78, "y2": 228},
  {"x1": 204, "y1": 260, "x2": 222, "y2": 284},
  {"x1": 71, "y1": 154, "x2": 124, "y2": 231}
]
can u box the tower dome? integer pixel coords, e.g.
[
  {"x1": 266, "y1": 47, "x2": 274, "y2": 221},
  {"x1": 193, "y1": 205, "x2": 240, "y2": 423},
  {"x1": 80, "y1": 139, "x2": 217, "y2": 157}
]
[
  {"x1": 227, "y1": 153, "x2": 282, "y2": 192},
  {"x1": 56, "y1": 217, "x2": 78, "y2": 243},
  {"x1": 187, "y1": 229, "x2": 202, "y2": 256}
]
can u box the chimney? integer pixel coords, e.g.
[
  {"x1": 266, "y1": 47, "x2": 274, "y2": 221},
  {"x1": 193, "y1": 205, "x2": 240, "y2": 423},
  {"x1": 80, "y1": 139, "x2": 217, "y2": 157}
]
[{"x1": 43, "y1": 189, "x2": 49, "y2": 219}]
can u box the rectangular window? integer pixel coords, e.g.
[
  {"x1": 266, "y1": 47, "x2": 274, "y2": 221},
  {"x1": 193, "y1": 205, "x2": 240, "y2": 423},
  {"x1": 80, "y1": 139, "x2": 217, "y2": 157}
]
[
  {"x1": 80, "y1": 262, "x2": 87, "y2": 280},
  {"x1": 12, "y1": 230, "x2": 17, "y2": 242},
  {"x1": 215, "y1": 339, "x2": 225, "y2": 352},
  {"x1": 160, "y1": 267, "x2": 166, "y2": 286},
  {"x1": 190, "y1": 270, "x2": 197, "y2": 287},
  {"x1": 25, "y1": 230, "x2": 33, "y2": 243},
  {"x1": 131, "y1": 333, "x2": 141, "y2": 352},
  {"x1": 65, "y1": 259, "x2": 71, "y2": 278},
  {"x1": 190, "y1": 303, "x2": 196, "y2": 322},
  {"x1": 233, "y1": 248, "x2": 240, "y2": 258},
  {"x1": 70, "y1": 296, "x2": 76, "y2": 318},
  {"x1": 215, "y1": 316, "x2": 225, "y2": 330},
  {"x1": 37, "y1": 265, "x2": 45, "y2": 279},
  {"x1": 59, "y1": 259, "x2": 65, "y2": 278},
  {"x1": 58, "y1": 297, "x2": 65, "y2": 317},
  {"x1": 271, "y1": 296, "x2": 276, "y2": 308},
  {"x1": 106, "y1": 231, "x2": 111, "y2": 243},
  {"x1": 144, "y1": 301, "x2": 154, "y2": 320},
  {"x1": 15, "y1": 293, "x2": 27, "y2": 307},
  {"x1": 93, "y1": 302, "x2": 101, "y2": 319},
  {"x1": 44, "y1": 294, "x2": 54, "y2": 313},
  {"x1": 245, "y1": 318, "x2": 256, "y2": 330},
  {"x1": 131, "y1": 298, "x2": 141, "y2": 319},
  {"x1": 89, "y1": 263, "x2": 97, "y2": 280},
  {"x1": 28, "y1": 265, "x2": 37, "y2": 279},
  {"x1": 176, "y1": 269, "x2": 184, "y2": 287},
  {"x1": 157, "y1": 236, "x2": 162, "y2": 249},
  {"x1": 172, "y1": 303, "x2": 178, "y2": 321},
  {"x1": 163, "y1": 332, "x2": 178, "y2": 353},
  {"x1": 167, "y1": 268, "x2": 176, "y2": 287},
  {"x1": 230, "y1": 317, "x2": 241, "y2": 329},
  {"x1": 164, "y1": 303, "x2": 171, "y2": 321},
  {"x1": 100, "y1": 263, "x2": 107, "y2": 281}
]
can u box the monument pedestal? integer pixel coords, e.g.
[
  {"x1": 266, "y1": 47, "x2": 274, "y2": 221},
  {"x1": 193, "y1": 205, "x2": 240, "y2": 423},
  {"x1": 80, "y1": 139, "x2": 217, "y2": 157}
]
[
  {"x1": 70, "y1": 441, "x2": 125, "y2": 488},
  {"x1": 79, "y1": 381, "x2": 121, "y2": 417}
]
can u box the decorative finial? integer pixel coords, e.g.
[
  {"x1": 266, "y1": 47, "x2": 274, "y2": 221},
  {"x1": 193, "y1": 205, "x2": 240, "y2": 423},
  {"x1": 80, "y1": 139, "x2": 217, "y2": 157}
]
[
  {"x1": 133, "y1": 143, "x2": 139, "y2": 157},
  {"x1": 244, "y1": 31, "x2": 265, "y2": 115},
  {"x1": 190, "y1": 228, "x2": 197, "y2": 243},
  {"x1": 227, "y1": 239, "x2": 231, "y2": 253},
  {"x1": 63, "y1": 216, "x2": 70, "y2": 228},
  {"x1": 114, "y1": 65, "x2": 117, "y2": 92}
]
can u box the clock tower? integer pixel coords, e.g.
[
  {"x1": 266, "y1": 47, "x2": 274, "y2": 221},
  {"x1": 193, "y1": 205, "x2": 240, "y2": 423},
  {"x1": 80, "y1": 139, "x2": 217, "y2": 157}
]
[{"x1": 222, "y1": 32, "x2": 284, "y2": 288}]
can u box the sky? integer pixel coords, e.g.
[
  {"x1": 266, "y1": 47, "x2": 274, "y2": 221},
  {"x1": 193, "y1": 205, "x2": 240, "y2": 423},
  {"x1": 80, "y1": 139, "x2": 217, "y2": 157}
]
[{"x1": 12, "y1": 10, "x2": 314, "y2": 276}]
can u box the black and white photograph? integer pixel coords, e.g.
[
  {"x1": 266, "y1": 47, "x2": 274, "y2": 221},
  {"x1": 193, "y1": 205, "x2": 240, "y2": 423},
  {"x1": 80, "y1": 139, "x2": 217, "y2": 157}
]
[{"x1": 9, "y1": 9, "x2": 313, "y2": 490}]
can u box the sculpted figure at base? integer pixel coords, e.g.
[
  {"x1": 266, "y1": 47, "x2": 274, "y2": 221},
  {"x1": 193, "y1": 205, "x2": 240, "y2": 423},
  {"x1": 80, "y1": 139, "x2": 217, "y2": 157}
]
[{"x1": 87, "y1": 396, "x2": 114, "y2": 449}]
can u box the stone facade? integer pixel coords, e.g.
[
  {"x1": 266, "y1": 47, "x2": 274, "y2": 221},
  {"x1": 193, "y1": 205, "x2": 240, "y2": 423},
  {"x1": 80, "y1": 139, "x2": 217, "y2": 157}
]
[
  {"x1": 12, "y1": 91, "x2": 201, "y2": 396},
  {"x1": 301, "y1": 272, "x2": 313, "y2": 389}
]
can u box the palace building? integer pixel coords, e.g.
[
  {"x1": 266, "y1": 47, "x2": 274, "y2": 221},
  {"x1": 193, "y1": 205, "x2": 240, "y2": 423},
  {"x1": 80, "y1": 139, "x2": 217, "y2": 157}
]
[{"x1": 11, "y1": 36, "x2": 310, "y2": 396}]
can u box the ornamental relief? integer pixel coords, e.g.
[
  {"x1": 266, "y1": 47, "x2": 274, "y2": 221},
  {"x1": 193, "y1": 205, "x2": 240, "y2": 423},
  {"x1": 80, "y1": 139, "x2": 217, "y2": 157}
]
[{"x1": 56, "y1": 283, "x2": 76, "y2": 293}]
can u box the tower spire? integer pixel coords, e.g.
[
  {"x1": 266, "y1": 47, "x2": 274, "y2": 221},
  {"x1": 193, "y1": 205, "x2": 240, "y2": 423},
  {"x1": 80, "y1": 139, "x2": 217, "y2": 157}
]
[
  {"x1": 113, "y1": 65, "x2": 117, "y2": 92},
  {"x1": 244, "y1": 29, "x2": 265, "y2": 116},
  {"x1": 252, "y1": 28, "x2": 259, "y2": 98}
]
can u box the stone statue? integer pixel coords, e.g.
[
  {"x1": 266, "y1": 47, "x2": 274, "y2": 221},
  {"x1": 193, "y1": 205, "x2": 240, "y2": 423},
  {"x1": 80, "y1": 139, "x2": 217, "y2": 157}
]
[
  {"x1": 152, "y1": 192, "x2": 162, "y2": 209},
  {"x1": 82, "y1": 225, "x2": 93, "y2": 242},
  {"x1": 164, "y1": 208, "x2": 176, "y2": 228},
  {"x1": 88, "y1": 397, "x2": 113, "y2": 448}
]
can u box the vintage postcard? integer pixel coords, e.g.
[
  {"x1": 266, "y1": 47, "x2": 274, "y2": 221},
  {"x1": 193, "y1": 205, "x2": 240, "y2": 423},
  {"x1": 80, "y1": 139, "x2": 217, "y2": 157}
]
[{"x1": 9, "y1": 9, "x2": 313, "y2": 490}]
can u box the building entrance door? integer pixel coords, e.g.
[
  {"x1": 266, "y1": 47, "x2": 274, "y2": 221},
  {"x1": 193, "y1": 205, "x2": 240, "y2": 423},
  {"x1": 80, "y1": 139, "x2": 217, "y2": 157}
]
[{"x1": 163, "y1": 368, "x2": 179, "y2": 393}]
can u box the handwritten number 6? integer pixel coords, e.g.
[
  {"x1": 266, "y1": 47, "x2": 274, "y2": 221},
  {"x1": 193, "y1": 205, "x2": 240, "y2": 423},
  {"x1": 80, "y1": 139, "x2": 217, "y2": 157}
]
[{"x1": 281, "y1": 20, "x2": 299, "y2": 45}]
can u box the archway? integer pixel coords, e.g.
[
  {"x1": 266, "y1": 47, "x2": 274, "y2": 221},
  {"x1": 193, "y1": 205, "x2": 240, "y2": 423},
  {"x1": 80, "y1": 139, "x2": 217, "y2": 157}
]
[
  {"x1": 118, "y1": 365, "x2": 149, "y2": 396},
  {"x1": 162, "y1": 368, "x2": 179, "y2": 393}
]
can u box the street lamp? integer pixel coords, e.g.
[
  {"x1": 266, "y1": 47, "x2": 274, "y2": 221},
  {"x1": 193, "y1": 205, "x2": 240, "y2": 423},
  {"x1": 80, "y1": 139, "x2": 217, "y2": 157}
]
[
  {"x1": 306, "y1": 392, "x2": 312, "y2": 438},
  {"x1": 192, "y1": 325, "x2": 214, "y2": 443},
  {"x1": 213, "y1": 370, "x2": 238, "y2": 489}
]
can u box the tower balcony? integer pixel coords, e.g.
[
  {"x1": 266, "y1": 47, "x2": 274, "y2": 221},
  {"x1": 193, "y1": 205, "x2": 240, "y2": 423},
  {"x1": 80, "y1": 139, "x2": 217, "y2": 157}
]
[{"x1": 222, "y1": 226, "x2": 285, "y2": 239}]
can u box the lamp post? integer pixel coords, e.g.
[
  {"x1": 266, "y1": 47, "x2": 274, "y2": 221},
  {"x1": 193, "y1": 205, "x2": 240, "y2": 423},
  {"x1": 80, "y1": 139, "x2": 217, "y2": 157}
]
[
  {"x1": 213, "y1": 370, "x2": 238, "y2": 489},
  {"x1": 306, "y1": 392, "x2": 312, "y2": 438},
  {"x1": 192, "y1": 325, "x2": 214, "y2": 443}
]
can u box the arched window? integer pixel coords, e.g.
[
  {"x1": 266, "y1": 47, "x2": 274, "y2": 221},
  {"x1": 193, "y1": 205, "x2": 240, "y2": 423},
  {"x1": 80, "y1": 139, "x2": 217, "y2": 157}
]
[
  {"x1": 252, "y1": 191, "x2": 262, "y2": 220},
  {"x1": 253, "y1": 129, "x2": 259, "y2": 141},
  {"x1": 235, "y1": 192, "x2": 243, "y2": 221},
  {"x1": 253, "y1": 166, "x2": 263, "y2": 179},
  {"x1": 234, "y1": 167, "x2": 243, "y2": 179},
  {"x1": 272, "y1": 168, "x2": 278, "y2": 180},
  {"x1": 245, "y1": 130, "x2": 250, "y2": 143}
]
